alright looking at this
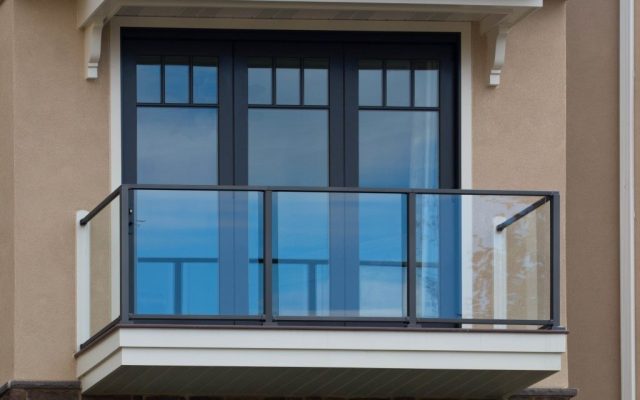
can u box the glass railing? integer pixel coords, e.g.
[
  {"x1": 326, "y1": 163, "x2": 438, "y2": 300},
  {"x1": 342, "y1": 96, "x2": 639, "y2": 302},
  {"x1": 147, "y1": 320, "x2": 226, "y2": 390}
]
[{"x1": 78, "y1": 185, "x2": 559, "y2": 344}]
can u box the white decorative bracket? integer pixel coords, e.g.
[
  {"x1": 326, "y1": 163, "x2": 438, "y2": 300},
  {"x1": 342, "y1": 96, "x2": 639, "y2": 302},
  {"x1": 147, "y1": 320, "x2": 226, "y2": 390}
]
[
  {"x1": 486, "y1": 25, "x2": 510, "y2": 87},
  {"x1": 84, "y1": 21, "x2": 104, "y2": 80}
]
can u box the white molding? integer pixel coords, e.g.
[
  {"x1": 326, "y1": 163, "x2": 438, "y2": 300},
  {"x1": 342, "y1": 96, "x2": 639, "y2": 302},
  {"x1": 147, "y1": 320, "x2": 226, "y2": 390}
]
[
  {"x1": 486, "y1": 25, "x2": 508, "y2": 86},
  {"x1": 619, "y1": 0, "x2": 635, "y2": 397},
  {"x1": 84, "y1": 22, "x2": 104, "y2": 80},
  {"x1": 75, "y1": 211, "x2": 91, "y2": 351},
  {"x1": 77, "y1": 327, "x2": 566, "y2": 386}
]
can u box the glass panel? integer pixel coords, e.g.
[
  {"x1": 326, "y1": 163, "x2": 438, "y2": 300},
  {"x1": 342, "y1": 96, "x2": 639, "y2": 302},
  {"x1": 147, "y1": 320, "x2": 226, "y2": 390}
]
[
  {"x1": 248, "y1": 109, "x2": 328, "y2": 186},
  {"x1": 273, "y1": 192, "x2": 406, "y2": 317},
  {"x1": 358, "y1": 60, "x2": 383, "y2": 106},
  {"x1": 193, "y1": 57, "x2": 218, "y2": 104},
  {"x1": 137, "y1": 107, "x2": 218, "y2": 184},
  {"x1": 359, "y1": 110, "x2": 438, "y2": 188},
  {"x1": 386, "y1": 60, "x2": 411, "y2": 107},
  {"x1": 276, "y1": 58, "x2": 301, "y2": 105},
  {"x1": 415, "y1": 194, "x2": 551, "y2": 322},
  {"x1": 88, "y1": 194, "x2": 120, "y2": 336},
  {"x1": 303, "y1": 58, "x2": 328, "y2": 106},
  {"x1": 414, "y1": 60, "x2": 439, "y2": 107},
  {"x1": 136, "y1": 56, "x2": 161, "y2": 103},
  {"x1": 164, "y1": 56, "x2": 189, "y2": 104},
  {"x1": 248, "y1": 58, "x2": 272, "y2": 105},
  {"x1": 133, "y1": 190, "x2": 263, "y2": 316}
]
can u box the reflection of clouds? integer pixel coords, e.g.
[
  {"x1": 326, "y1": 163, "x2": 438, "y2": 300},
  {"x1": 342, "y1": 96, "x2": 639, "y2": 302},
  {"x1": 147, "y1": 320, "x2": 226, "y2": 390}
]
[
  {"x1": 249, "y1": 109, "x2": 328, "y2": 186},
  {"x1": 360, "y1": 110, "x2": 438, "y2": 188},
  {"x1": 138, "y1": 107, "x2": 218, "y2": 184}
]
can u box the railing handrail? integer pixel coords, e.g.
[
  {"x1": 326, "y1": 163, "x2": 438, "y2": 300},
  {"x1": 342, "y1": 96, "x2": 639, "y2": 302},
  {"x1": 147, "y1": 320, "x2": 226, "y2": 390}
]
[
  {"x1": 118, "y1": 183, "x2": 559, "y2": 197},
  {"x1": 496, "y1": 197, "x2": 550, "y2": 232},
  {"x1": 79, "y1": 186, "x2": 121, "y2": 226}
]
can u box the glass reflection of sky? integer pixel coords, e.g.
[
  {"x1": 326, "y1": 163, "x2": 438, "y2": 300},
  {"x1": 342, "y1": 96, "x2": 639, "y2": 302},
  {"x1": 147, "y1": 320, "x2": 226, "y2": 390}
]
[
  {"x1": 248, "y1": 109, "x2": 328, "y2": 186},
  {"x1": 134, "y1": 190, "x2": 263, "y2": 316},
  {"x1": 137, "y1": 107, "x2": 218, "y2": 185},
  {"x1": 359, "y1": 110, "x2": 438, "y2": 189},
  {"x1": 273, "y1": 192, "x2": 406, "y2": 317}
]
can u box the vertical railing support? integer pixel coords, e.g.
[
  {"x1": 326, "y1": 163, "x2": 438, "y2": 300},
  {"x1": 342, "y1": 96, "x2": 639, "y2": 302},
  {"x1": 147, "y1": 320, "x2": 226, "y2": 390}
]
[
  {"x1": 120, "y1": 186, "x2": 131, "y2": 323},
  {"x1": 407, "y1": 193, "x2": 417, "y2": 326},
  {"x1": 493, "y1": 216, "x2": 507, "y2": 329},
  {"x1": 263, "y1": 190, "x2": 274, "y2": 325},
  {"x1": 76, "y1": 210, "x2": 91, "y2": 350},
  {"x1": 550, "y1": 193, "x2": 561, "y2": 328}
]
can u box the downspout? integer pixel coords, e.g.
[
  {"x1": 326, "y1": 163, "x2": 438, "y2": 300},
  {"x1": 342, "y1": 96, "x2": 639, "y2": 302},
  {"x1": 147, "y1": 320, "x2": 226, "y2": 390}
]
[{"x1": 620, "y1": 0, "x2": 635, "y2": 398}]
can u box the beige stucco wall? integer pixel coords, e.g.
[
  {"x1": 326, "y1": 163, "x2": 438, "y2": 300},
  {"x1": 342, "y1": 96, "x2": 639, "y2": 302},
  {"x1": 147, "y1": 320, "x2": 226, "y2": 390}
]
[
  {"x1": 472, "y1": 0, "x2": 567, "y2": 388},
  {"x1": 9, "y1": 0, "x2": 110, "y2": 380},
  {"x1": 566, "y1": 0, "x2": 621, "y2": 399},
  {"x1": 0, "y1": 0, "x2": 568, "y2": 390},
  {"x1": 0, "y1": 0, "x2": 16, "y2": 385}
]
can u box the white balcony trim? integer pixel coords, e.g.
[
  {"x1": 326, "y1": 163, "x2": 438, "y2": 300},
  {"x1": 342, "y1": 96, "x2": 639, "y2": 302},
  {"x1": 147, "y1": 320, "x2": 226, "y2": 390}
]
[{"x1": 77, "y1": 327, "x2": 566, "y2": 395}]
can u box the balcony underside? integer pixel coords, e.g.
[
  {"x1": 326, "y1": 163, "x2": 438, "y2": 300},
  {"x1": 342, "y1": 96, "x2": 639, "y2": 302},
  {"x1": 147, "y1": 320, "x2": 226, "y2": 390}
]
[{"x1": 77, "y1": 327, "x2": 565, "y2": 399}]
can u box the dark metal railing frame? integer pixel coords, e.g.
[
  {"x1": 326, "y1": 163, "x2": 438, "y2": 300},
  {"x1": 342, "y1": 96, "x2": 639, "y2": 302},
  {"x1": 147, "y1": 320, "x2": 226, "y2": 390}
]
[{"x1": 80, "y1": 184, "x2": 561, "y2": 332}]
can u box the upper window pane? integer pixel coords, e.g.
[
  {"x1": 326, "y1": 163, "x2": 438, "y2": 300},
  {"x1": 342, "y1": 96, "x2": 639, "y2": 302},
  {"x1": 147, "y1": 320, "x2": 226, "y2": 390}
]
[
  {"x1": 276, "y1": 58, "x2": 301, "y2": 106},
  {"x1": 248, "y1": 58, "x2": 272, "y2": 105},
  {"x1": 193, "y1": 57, "x2": 218, "y2": 104},
  {"x1": 137, "y1": 107, "x2": 218, "y2": 184},
  {"x1": 414, "y1": 60, "x2": 439, "y2": 107},
  {"x1": 386, "y1": 60, "x2": 411, "y2": 107},
  {"x1": 359, "y1": 110, "x2": 439, "y2": 188},
  {"x1": 248, "y1": 109, "x2": 328, "y2": 186},
  {"x1": 303, "y1": 58, "x2": 329, "y2": 106},
  {"x1": 164, "y1": 56, "x2": 189, "y2": 104},
  {"x1": 136, "y1": 56, "x2": 161, "y2": 103},
  {"x1": 358, "y1": 60, "x2": 383, "y2": 106}
]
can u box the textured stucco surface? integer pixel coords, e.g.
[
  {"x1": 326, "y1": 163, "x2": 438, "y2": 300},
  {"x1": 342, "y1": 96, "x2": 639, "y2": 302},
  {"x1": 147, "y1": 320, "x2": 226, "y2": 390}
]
[
  {"x1": 10, "y1": 0, "x2": 110, "y2": 380},
  {"x1": 0, "y1": 0, "x2": 16, "y2": 385},
  {"x1": 0, "y1": 0, "x2": 568, "y2": 390},
  {"x1": 567, "y1": 0, "x2": 621, "y2": 399},
  {"x1": 472, "y1": 0, "x2": 567, "y2": 388}
]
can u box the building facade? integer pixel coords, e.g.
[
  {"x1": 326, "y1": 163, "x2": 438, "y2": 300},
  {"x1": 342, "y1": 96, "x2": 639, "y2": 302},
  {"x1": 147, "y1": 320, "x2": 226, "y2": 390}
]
[{"x1": 0, "y1": 0, "x2": 634, "y2": 399}]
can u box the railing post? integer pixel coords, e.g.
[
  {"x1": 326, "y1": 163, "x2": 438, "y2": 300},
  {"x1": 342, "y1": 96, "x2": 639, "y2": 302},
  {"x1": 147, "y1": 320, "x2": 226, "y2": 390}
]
[
  {"x1": 264, "y1": 190, "x2": 274, "y2": 325},
  {"x1": 76, "y1": 210, "x2": 91, "y2": 350},
  {"x1": 120, "y1": 186, "x2": 131, "y2": 323},
  {"x1": 407, "y1": 193, "x2": 417, "y2": 326},
  {"x1": 493, "y1": 216, "x2": 507, "y2": 329},
  {"x1": 550, "y1": 193, "x2": 561, "y2": 328}
]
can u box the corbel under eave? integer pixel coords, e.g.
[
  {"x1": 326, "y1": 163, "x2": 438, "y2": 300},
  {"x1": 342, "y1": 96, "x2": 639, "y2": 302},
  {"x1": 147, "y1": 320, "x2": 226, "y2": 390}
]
[
  {"x1": 84, "y1": 21, "x2": 104, "y2": 80},
  {"x1": 486, "y1": 25, "x2": 509, "y2": 87}
]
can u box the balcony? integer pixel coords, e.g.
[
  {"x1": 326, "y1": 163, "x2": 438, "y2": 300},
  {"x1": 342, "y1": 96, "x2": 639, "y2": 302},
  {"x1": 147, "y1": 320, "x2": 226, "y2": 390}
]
[{"x1": 75, "y1": 185, "x2": 565, "y2": 399}]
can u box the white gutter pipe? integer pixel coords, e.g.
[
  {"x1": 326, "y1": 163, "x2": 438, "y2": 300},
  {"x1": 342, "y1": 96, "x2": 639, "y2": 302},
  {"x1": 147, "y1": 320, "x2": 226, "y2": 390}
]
[{"x1": 620, "y1": 0, "x2": 635, "y2": 398}]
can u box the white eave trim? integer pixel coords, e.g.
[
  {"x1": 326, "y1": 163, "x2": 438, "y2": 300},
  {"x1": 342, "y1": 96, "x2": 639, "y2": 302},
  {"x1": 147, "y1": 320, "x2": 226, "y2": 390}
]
[{"x1": 77, "y1": 0, "x2": 541, "y2": 84}]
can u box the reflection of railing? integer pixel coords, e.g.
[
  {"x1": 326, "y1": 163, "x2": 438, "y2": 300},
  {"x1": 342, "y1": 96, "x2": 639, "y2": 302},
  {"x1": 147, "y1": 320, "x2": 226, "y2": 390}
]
[
  {"x1": 136, "y1": 256, "x2": 411, "y2": 315},
  {"x1": 496, "y1": 197, "x2": 549, "y2": 232},
  {"x1": 79, "y1": 184, "x2": 561, "y2": 343}
]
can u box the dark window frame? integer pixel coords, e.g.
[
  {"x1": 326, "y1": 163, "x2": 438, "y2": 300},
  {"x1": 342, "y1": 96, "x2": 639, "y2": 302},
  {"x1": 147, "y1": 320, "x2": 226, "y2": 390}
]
[{"x1": 121, "y1": 28, "x2": 461, "y2": 189}]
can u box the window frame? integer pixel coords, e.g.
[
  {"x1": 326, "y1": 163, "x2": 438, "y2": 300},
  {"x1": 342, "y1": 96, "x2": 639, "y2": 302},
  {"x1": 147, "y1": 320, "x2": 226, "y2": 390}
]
[{"x1": 121, "y1": 28, "x2": 461, "y2": 189}]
